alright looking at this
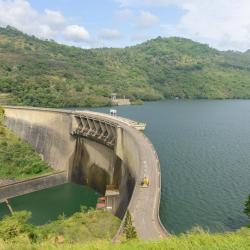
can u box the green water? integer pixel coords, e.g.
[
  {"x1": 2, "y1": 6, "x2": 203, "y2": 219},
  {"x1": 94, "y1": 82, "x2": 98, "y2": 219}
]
[
  {"x1": 89, "y1": 100, "x2": 250, "y2": 234},
  {"x1": 2, "y1": 183, "x2": 100, "y2": 225}
]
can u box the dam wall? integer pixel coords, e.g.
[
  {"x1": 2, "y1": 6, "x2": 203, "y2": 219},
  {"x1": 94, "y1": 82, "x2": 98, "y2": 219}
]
[
  {"x1": 70, "y1": 138, "x2": 117, "y2": 195},
  {"x1": 4, "y1": 106, "x2": 167, "y2": 240},
  {"x1": 4, "y1": 107, "x2": 76, "y2": 172}
]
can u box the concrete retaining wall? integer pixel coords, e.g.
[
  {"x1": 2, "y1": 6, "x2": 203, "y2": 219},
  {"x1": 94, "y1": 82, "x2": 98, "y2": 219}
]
[{"x1": 0, "y1": 171, "x2": 67, "y2": 200}]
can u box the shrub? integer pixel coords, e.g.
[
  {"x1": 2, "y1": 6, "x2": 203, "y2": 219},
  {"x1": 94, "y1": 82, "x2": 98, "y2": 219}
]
[
  {"x1": 123, "y1": 211, "x2": 137, "y2": 240},
  {"x1": 0, "y1": 211, "x2": 37, "y2": 242}
]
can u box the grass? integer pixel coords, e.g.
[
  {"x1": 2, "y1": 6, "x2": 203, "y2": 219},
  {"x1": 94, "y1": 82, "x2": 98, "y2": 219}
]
[
  {"x1": 0, "y1": 107, "x2": 52, "y2": 180},
  {"x1": 0, "y1": 210, "x2": 249, "y2": 250},
  {"x1": 0, "y1": 224, "x2": 249, "y2": 250},
  {"x1": 0, "y1": 210, "x2": 121, "y2": 249}
]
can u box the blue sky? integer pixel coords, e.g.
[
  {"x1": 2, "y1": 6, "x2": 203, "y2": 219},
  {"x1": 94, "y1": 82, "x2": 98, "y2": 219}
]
[{"x1": 0, "y1": 0, "x2": 250, "y2": 51}]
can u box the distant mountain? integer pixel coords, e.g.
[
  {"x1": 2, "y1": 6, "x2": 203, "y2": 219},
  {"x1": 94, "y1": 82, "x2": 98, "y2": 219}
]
[{"x1": 1, "y1": 26, "x2": 250, "y2": 107}]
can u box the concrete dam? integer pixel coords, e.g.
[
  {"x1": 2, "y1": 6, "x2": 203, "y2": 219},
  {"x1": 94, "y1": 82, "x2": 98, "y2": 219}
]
[{"x1": 3, "y1": 106, "x2": 167, "y2": 240}]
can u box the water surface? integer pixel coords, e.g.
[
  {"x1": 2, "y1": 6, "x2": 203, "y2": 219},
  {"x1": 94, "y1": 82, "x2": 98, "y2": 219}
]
[{"x1": 89, "y1": 100, "x2": 250, "y2": 234}]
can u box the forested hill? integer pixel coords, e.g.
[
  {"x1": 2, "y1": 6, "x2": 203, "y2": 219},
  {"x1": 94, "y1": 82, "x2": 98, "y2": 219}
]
[{"x1": 1, "y1": 26, "x2": 250, "y2": 108}]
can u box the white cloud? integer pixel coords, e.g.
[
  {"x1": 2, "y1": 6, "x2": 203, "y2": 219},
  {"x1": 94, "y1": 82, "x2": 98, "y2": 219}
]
[
  {"x1": 167, "y1": 0, "x2": 250, "y2": 51},
  {"x1": 0, "y1": 0, "x2": 49, "y2": 37},
  {"x1": 116, "y1": 0, "x2": 250, "y2": 51},
  {"x1": 0, "y1": 0, "x2": 91, "y2": 43},
  {"x1": 1, "y1": 0, "x2": 250, "y2": 50},
  {"x1": 100, "y1": 28, "x2": 123, "y2": 40},
  {"x1": 63, "y1": 25, "x2": 90, "y2": 42},
  {"x1": 136, "y1": 10, "x2": 160, "y2": 29}
]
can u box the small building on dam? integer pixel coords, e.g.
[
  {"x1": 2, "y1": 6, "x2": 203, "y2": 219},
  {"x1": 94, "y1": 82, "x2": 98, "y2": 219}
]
[{"x1": 1, "y1": 106, "x2": 167, "y2": 240}]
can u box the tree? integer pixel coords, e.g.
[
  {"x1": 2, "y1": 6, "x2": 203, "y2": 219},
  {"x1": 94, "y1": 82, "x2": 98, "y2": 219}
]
[
  {"x1": 123, "y1": 210, "x2": 137, "y2": 240},
  {"x1": 244, "y1": 194, "x2": 250, "y2": 218}
]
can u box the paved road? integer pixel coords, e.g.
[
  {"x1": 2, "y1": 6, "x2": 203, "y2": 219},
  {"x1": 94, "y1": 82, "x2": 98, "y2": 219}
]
[{"x1": 125, "y1": 125, "x2": 168, "y2": 239}]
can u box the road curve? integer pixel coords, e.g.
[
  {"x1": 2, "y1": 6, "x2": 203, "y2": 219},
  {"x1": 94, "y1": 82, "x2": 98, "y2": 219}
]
[{"x1": 125, "y1": 125, "x2": 168, "y2": 239}]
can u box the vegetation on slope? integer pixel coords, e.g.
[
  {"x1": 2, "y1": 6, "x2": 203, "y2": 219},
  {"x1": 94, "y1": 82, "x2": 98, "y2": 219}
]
[
  {"x1": 0, "y1": 209, "x2": 120, "y2": 246},
  {"x1": 1, "y1": 26, "x2": 250, "y2": 107},
  {"x1": 0, "y1": 195, "x2": 249, "y2": 250},
  {"x1": 0, "y1": 106, "x2": 52, "y2": 180},
  {"x1": 0, "y1": 210, "x2": 249, "y2": 250}
]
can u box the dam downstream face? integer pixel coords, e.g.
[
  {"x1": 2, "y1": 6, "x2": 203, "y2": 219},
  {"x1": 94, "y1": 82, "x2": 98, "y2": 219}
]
[
  {"x1": 87, "y1": 100, "x2": 250, "y2": 234},
  {"x1": 70, "y1": 138, "x2": 111, "y2": 195}
]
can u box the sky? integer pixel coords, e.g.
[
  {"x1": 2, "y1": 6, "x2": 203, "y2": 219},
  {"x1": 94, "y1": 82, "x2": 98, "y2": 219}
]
[{"x1": 0, "y1": 0, "x2": 250, "y2": 51}]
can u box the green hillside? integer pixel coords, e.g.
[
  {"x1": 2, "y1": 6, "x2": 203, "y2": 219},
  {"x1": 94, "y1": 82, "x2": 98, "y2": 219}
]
[{"x1": 1, "y1": 26, "x2": 250, "y2": 108}]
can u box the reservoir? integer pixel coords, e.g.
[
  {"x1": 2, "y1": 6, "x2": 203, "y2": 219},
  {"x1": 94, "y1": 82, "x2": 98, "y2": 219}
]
[
  {"x1": 1, "y1": 100, "x2": 249, "y2": 234},
  {"x1": 89, "y1": 100, "x2": 250, "y2": 234},
  {"x1": 0, "y1": 183, "x2": 100, "y2": 225}
]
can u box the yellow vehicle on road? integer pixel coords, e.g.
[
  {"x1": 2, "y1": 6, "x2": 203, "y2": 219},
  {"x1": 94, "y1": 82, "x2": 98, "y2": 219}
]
[{"x1": 141, "y1": 176, "x2": 150, "y2": 187}]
